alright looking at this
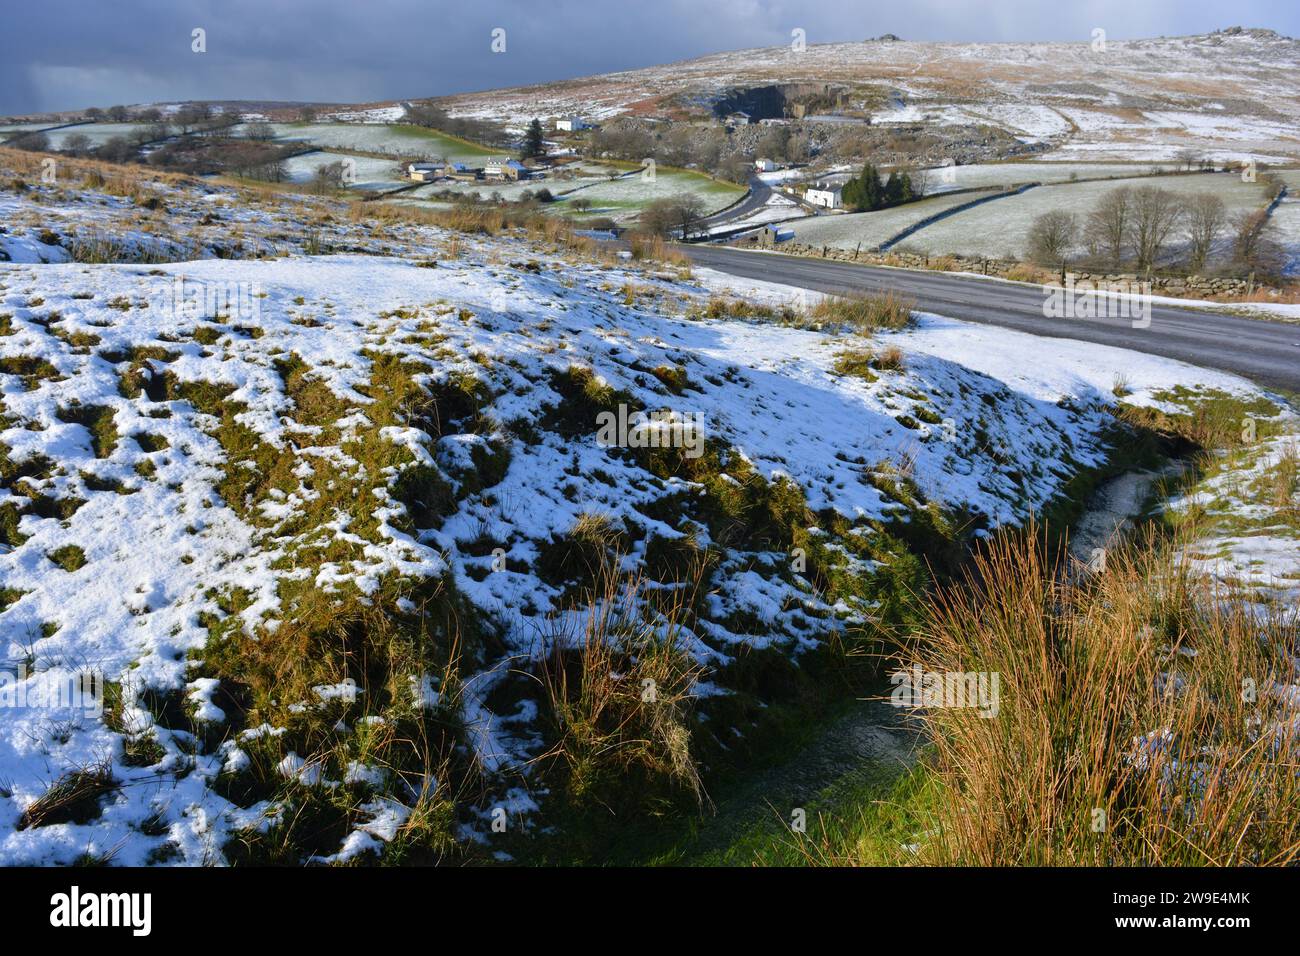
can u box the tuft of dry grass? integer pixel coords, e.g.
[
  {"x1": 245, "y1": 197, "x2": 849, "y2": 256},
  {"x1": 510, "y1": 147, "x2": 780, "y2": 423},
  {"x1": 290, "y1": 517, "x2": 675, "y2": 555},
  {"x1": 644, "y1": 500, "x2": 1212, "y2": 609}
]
[
  {"x1": 889, "y1": 525, "x2": 1300, "y2": 866},
  {"x1": 1272, "y1": 442, "x2": 1300, "y2": 516},
  {"x1": 629, "y1": 233, "x2": 690, "y2": 267},
  {"x1": 874, "y1": 344, "x2": 905, "y2": 371},
  {"x1": 1004, "y1": 263, "x2": 1054, "y2": 284},
  {"x1": 809, "y1": 290, "x2": 914, "y2": 333},
  {"x1": 19, "y1": 761, "x2": 119, "y2": 830},
  {"x1": 537, "y1": 557, "x2": 709, "y2": 813}
]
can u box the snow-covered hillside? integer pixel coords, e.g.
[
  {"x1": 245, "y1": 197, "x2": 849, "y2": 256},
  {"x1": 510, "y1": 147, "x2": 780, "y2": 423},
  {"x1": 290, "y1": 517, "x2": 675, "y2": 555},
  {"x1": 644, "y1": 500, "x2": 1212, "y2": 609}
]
[
  {"x1": 0, "y1": 152, "x2": 1287, "y2": 864},
  {"x1": 438, "y1": 27, "x2": 1300, "y2": 162}
]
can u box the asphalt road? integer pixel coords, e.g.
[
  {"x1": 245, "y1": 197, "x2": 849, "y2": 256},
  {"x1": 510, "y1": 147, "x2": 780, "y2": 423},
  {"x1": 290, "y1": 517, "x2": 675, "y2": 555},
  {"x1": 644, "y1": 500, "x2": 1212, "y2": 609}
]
[
  {"x1": 681, "y1": 245, "x2": 1300, "y2": 393},
  {"x1": 695, "y1": 174, "x2": 774, "y2": 229}
]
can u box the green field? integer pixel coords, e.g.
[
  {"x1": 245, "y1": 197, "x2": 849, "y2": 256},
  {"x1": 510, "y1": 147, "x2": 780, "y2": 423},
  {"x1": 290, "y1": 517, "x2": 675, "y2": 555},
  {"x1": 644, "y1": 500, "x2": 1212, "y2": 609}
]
[{"x1": 549, "y1": 165, "x2": 745, "y2": 223}]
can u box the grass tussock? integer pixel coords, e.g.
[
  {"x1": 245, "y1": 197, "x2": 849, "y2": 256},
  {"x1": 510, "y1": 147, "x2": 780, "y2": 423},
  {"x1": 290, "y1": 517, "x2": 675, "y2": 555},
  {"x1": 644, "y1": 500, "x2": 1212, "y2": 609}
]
[
  {"x1": 831, "y1": 348, "x2": 877, "y2": 381},
  {"x1": 64, "y1": 230, "x2": 181, "y2": 265},
  {"x1": 47, "y1": 544, "x2": 87, "y2": 572},
  {"x1": 0, "y1": 145, "x2": 192, "y2": 193},
  {"x1": 18, "y1": 762, "x2": 119, "y2": 830},
  {"x1": 628, "y1": 234, "x2": 691, "y2": 267},
  {"x1": 809, "y1": 291, "x2": 914, "y2": 334},
  {"x1": 537, "y1": 559, "x2": 709, "y2": 817},
  {"x1": 838, "y1": 527, "x2": 1300, "y2": 867}
]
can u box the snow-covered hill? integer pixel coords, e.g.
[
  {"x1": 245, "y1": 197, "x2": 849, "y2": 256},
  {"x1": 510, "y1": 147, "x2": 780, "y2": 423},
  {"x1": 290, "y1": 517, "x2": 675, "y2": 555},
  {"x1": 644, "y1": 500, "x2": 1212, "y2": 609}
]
[
  {"x1": 0, "y1": 150, "x2": 1285, "y2": 864},
  {"x1": 437, "y1": 27, "x2": 1300, "y2": 162}
]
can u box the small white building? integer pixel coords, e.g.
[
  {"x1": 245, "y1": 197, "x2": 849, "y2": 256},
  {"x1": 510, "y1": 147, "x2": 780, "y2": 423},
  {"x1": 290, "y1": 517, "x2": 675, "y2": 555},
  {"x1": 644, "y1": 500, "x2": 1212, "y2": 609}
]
[
  {"x1": 754, "y1": 158, "x2": 778, "y2": 172},
  {"x1": 407, "y1": 162, "x2": 446, "y2": 182},
  {"x1": 805, "y1": 184, "x2": 843, "y2": 209},
  {"x1": 555, "y1": 116, "x2": 588, "y2": 132}
]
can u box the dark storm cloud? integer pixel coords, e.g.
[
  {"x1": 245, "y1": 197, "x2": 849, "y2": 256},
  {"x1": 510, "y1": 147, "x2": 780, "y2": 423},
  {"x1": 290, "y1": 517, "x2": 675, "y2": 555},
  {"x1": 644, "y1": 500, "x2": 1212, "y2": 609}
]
[{"x1": 1, "y1": 0, "x2": 1296, "y2": 114}]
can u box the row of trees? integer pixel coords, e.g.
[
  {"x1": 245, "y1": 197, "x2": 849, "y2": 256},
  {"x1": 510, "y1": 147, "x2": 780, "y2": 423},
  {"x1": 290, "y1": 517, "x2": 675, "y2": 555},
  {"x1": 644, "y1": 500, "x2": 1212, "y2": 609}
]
[
  {"x1": 84, "y1": 105, "x2": 147, "y2": 123},
  {"x1": 841, "y1": 162, "x2": 921, "y2": 211},
  {"x1": 402, "y1": 102, "x2": 510, "y2": 148},
  {"x1": 1027, "y1": 183, "x2": 1285, "y2": 277}
]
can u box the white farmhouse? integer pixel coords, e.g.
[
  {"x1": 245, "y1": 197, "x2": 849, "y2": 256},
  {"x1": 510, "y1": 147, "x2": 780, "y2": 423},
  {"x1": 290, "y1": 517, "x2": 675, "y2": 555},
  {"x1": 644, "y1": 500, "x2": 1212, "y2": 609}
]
[
  {"x1": 805, "y1": 184, "x2": 843, "y2": 209},
  {"x1": 555, "y1": 116, "x2": 589, "y2": 132},
  {"x1": 754, "y1": 157, "x2": 778, "y2": 172}
]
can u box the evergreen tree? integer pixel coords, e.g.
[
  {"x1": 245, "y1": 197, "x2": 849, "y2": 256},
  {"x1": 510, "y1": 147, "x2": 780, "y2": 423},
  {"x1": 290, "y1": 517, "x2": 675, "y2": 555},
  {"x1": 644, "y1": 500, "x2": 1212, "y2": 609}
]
[
  {"x1": 883, "y1": 171, "x2": 902, "y2": 206},
  {"x1": 860, "y1": 162, "x2": 882, "y2": 211},
  {"x1": 842, "y1": 177, "x2": 863, "y2": 210},
  {"x1": 521, "y1": 118, "x2": 545, "y2": 160},
  {"x1": 898, "y1": 171, "x2": 914, "y2": 203}
]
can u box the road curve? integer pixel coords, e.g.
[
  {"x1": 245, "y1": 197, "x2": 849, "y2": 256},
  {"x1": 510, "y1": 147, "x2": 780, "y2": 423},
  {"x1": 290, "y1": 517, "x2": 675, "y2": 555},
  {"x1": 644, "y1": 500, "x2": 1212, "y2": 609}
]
[
  {"x1": 695, "y1": 175, "x2": 774, "y2": 230},
  {"x1": 681, "y1": 245, "x2": 1300, "y2": 393}
]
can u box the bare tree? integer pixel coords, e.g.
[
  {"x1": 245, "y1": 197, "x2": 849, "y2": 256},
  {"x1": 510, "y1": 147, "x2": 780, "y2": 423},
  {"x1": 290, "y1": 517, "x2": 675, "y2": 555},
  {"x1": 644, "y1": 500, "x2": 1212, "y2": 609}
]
[
  {"x1": 1128, "y1": 186, "x2": 1184, "y2": 274},
  {"x1": 1232, "y1": 209, "x2": 1268, "y2": 265},
  {"x1": 63, "y1": 133, "x2": 92, "y2": 156},
  {"x1": 1183, "y1": 194, "x2": 1226, "y2": 273},
  {"x1": 8, "y1": 130, "x2": 49, "y2": 152},
  {"x1": 1231, "y1": 209, "x2": 1286, "y2": 277},
  {"x1": 311, "y1": 160, "x2": 349, "y2": 193},
  {"x1": 641, "y1": 194, "x2": 707, "y2": 239},
  {"x1": 96, "y1": 136, "x2": 136, "y2": 163},
  {"x1": 1027, "y1": 210, "x2": 1077, "y2": 269},
  {"x1": 244, "y1": 122, "x2": 277, "y2": 142},
  {"x1": 673, "y1": 193, "x2": 708, "y2": 238},
  {"x1": 1084, "y1": 186, "x2": 1132, "y2": 267}
]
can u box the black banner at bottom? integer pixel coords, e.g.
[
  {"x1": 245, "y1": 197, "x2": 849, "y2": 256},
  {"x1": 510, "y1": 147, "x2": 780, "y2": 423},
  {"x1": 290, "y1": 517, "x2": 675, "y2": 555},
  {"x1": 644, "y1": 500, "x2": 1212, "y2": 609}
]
[{"x1": 0, "y1": 865, "x2": 1279, "y2": 942}]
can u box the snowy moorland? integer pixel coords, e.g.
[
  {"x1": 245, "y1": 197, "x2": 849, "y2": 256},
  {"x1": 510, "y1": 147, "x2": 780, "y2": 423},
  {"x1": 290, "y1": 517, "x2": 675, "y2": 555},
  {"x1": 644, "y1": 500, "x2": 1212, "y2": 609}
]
[
  {"x1": 0, "y1": 149, "x2": 1293, "y2": 864},
  {"x1": 435, "y1": 29, "x2": 1300, "y2": 163}
]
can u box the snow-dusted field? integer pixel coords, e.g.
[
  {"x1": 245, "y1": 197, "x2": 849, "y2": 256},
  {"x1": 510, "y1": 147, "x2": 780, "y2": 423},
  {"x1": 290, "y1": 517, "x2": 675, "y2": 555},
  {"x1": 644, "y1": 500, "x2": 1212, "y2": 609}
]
[
  {"x1": 899, "y1": 173, "x2": 1271, "y2": 260},
  {"x1": 921, "y1": 161, "x2": 1176, "y2": 193},
  {"x1": 257, "y1": 122, "x2": 498, "y2": 162},
  {"x1": 1267, "y1": 169, "x2": 1300, "y2": 274},
  {"x1": 0, "y1": 124, "x2": 56, "y2": 137},
  {"x1": 42, "y1": 123, "x2": 157, "y2": 149},
  {"x1": 1168, "y1": 427, "x2": 1300, "y2": 607},
  {"x1": 545, "y1": 167, "x2": 744, "y2": 222},
  {"x1": 281, "y1": 150, "x2": 406, "y2": 191},
  {"x1": 787, "y1": 191, "x2": 998, "y2": 251}
]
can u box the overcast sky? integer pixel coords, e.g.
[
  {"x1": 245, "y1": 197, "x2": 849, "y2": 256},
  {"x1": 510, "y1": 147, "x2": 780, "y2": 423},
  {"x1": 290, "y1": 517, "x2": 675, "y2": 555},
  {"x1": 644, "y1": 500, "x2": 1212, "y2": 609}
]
[{"x1": 1, "y1": 0, "x2": 1296, "y2": 115}]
